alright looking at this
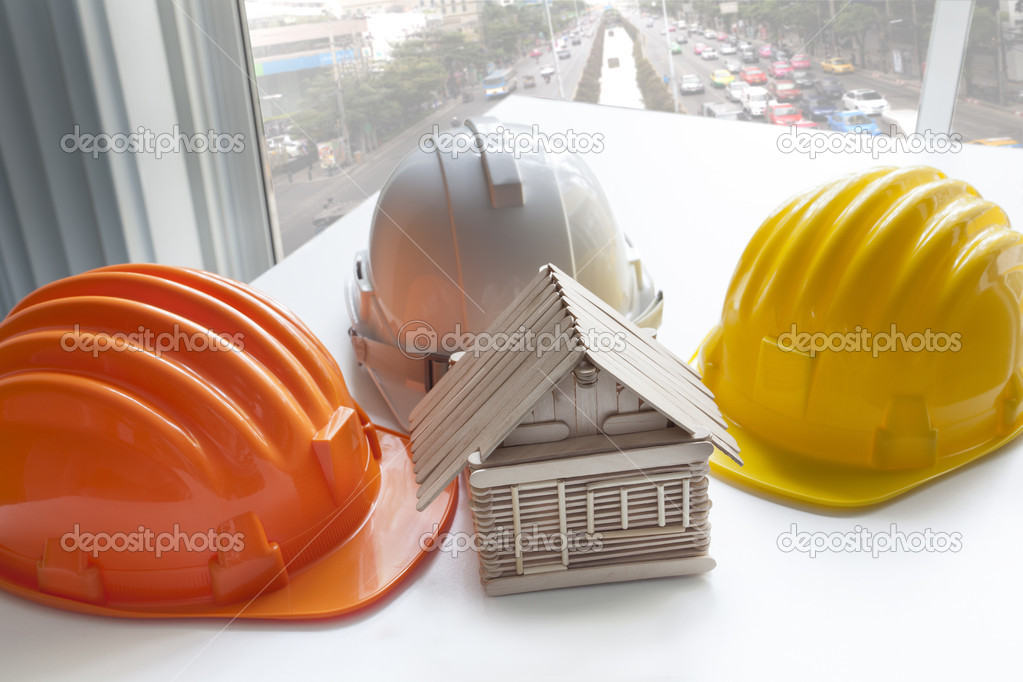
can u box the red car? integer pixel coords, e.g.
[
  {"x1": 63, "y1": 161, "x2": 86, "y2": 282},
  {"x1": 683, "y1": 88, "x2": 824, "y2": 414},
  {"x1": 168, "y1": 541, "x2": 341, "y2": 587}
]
[
  {"x1": 768, "y1": 80, "x2": 802, "y2": 102},
  {"x1": 694, "y1": 42, "x2": 706, "y2": 54},
  {"x1": 740, "y1": 67, "x2": 768, "y2": 85},
  {"x1": 668, "y1": 25, "x2": 677, "y2": 32},
  {"x1": 529, "y1": 48, "x2": 542, "y2": 58},
  {"x1": 759, "y1": 44, "x2": 773, "y2": 58},
  {"x1": 768, "y1": 61, "x2": 793, "y2": 78},
  {"x1": 789, "y1": 53, "x2": 811, "y2": 69},
  {"x1": 716, "y1": 33, "x2": 728, "y2": 42},
  {"x1": 765, "y1": 103, "x2": 805, "y2": 126}
]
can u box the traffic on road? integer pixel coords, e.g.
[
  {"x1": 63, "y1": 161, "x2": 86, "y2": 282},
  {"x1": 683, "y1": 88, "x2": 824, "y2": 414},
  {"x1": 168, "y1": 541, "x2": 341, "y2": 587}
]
[{"x1": 635, "y1": 13, "x2": 1023, "y2": 144}]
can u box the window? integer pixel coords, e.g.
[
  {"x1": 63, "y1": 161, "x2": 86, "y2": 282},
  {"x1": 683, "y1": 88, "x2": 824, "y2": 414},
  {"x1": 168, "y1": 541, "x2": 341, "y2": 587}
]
[
  {"x1": 236, "y1": 0, "x2": 1007, "y2": 258},
  {"x1": 241, "y1": 0, "x2": 593, "y2": 255},
  {"x1": 586, "y1": 472, "x2": 693, "y2": 539},
  {"x1": 952, "y1": 0, "x2": 1023, "y2": 146}
]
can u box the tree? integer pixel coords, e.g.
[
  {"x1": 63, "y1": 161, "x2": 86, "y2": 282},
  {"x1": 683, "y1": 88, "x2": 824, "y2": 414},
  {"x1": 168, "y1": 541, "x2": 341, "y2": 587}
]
[
  {"x1": 962, "y1": 0, "x2": 999, "y2": 93},
  {"x1": 380, "y1": 53, "x2": 446, "y2": 112},
  {"x1": 832, "y1": 3, "x2": 877, "y2": 67}
]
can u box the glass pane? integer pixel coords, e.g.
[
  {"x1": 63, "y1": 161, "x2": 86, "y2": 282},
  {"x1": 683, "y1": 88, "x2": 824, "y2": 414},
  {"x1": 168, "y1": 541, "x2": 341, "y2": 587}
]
[
  {"x1": 243, "y1": 0, "x2": 597, "y2": 255},
  {"x1": 640, "y1": 1, "x2": 935, "y2": 131},
  {"x1": 951, "y1": 0, "x2": 1023, "y2": 146}
]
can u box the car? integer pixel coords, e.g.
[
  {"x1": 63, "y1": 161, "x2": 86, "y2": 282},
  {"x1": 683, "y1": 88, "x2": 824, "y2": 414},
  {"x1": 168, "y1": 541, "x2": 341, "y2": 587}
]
[
  {"x1": 557, "y1": 48, "x2": 571, "y2": 59},
  {"x1": 790, "y1": 69, "x2": 814, "y2": 88},
  {"x1": 704, "y1": 29, "x2": 717, "y2": 39},
  {"x1": 772, "y1": 49, "x2": 790, "y2": 63},
  {"x1": 675, "y1": 35, "x2": 688, "y2": 44},
  {"x1": 842, "y1": 88, "x2": 890, "y2": 115},
  {"x1": 668, "y1": 25, "x2": 676, "y2": 32},
  {"x1": 572, "y1": 36, "x2": 582, "y2": 45},
  {"x1": 799, "y1": 96, "x2": 838, "y2": 122},
  {"x1": 539, "y1": 65, "x2": 555, "y2": 78},
  {"x1": 671, "y1": 43, "x2": 683, "y2": 55},
  {"x1": 740, "y1": 49, "x2": 758, "y2": 64},
  {"x1": 740, "y1": 67, "x2": 768, "y2": 85},
  {"x1": 523, "y1": 74, "x2": 536, "y2": 88},
  {"x1": 759, "y1": 44, "x2": 773, "y2": 58},
  {"x1": 646, "y1": 20, "x2": 654, "y2": 28},
  {"x1": 267, "y1": 134, "x2": 305, "y2": 159},
  {"x1": 678, "y1": 74, "x2": 704, "y2": 94},
  {"x1": 741, "y1": 86, "x2": 771, "y2": 118},
  {"x1": 737, "y1": 41, "x2": 753, "y2": 51},
  {"x1": 768, "y1": 80, "x2": 802, "y2": 102},
  {"x1": 827, "y1": 110, "x2": 882, "y2": 135},
  {"x1": 789, "y1": 53, "x2": 811, "y2": 69},
  {"x1": 968, "y1": 137, "x2": 1023, "y2": 147},
  {"x1": 694, "y1": 42, "x2": 706, "y2": 55},
  {"x1": 765, "y1": 103, "x2": 805, "y2": 126},
  {"x1": 724, "y1": 59, "x2": 742, "y2": 74},
  {"x1": 710, "y1": 69, "x2": 735, "y2": 87},
  {"x1": 821, "y1": 57, "x2": 854, "y2": 74},
  {"x1": 716, "y1": 33, "x2": 728, "y2": 42},
  {"x1": 726, "y1": 80, "x2": 750, "y2": 102},
  {"x1": 529, "y1": 48, "x2": 542, "y2": 58},
  {"x1": 720, "y1": 44, "x2": 737, "y2": 55},
  {"x1": 814, "y1": 76, "x2": 845, "y2": 99},
  {"x1": 768, "y1": 61, "x2": 793, "y2": 78},
  {"x1": 701, "y1": 47, "x2": 719, "y2": 60},
  {"x1": 728, "y1": 35, "x2": 739, "y2": 45},
  {"x1": 700, "y1": 101, "x2": 744, "y2": 120}
]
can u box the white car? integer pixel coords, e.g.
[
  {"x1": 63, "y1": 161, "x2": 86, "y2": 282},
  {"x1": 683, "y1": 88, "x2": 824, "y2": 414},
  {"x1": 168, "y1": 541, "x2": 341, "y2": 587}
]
[
  {"x1": 726, "y1": 80, "x2": 750, "y2": 102},
  {"x1": 704, "y1": 29, "x2": 717, "y2": 39},
  {"x1": 741, "y1": 86, "x2": 771, "y2": 117},
  {"x1": 842, "y1": 88, "x2": 890, "y2": 115},
  {"x1": 701, "y1": 48, "x2": 719, "y2": 60},
  {"x1": 720, "y1": 44, "x2": 737, "y2": 55}
]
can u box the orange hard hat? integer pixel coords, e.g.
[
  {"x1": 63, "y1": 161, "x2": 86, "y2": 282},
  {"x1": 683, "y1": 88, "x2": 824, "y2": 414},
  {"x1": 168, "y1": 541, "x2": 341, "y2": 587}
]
[{"x1": 0, "y1": 264, "x2": 456, "y2": 619}]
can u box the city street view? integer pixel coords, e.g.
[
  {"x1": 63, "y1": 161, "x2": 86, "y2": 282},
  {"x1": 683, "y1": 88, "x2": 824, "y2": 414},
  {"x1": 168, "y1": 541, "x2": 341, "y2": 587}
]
[{"x1": 244, "y1": 0, "x2": 1023, "y2": 255}]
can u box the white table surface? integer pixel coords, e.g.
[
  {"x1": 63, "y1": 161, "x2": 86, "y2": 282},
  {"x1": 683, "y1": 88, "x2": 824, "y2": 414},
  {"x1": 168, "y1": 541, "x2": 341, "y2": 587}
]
[{"x1": 3, "y1": 96, "x2": 1022, "y2": 681}]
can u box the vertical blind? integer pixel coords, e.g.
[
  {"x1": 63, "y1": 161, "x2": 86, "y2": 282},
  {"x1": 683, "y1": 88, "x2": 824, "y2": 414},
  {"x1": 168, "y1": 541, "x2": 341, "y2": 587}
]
[{"x1": 0, "y1": 0, "x2": 275, "y2": 315}]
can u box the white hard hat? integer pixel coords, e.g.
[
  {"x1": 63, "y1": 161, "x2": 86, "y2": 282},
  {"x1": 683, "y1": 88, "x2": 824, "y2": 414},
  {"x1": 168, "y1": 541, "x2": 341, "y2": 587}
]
[{"x1": 347, "y1": 117, "x2": 663, "y2": 429}]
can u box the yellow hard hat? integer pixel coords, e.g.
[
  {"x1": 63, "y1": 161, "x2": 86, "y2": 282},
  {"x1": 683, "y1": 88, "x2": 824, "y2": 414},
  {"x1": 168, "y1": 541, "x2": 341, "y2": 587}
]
[{"x1": 696, "y1": 166, "x2": 1023, "y2": 507}]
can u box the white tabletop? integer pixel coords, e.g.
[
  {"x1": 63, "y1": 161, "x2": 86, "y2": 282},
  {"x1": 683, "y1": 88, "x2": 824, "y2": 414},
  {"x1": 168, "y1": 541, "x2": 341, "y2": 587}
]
[{"x1": 4, "y1": 97, "x2": 1022, "y2": 681}]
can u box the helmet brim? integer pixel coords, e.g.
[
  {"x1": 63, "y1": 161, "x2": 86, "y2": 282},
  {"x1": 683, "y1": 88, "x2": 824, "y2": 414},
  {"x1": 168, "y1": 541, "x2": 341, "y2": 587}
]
[
  {"x1": 691, "y1": 349, "x2": 1023, "y2": 507},
  {"x1": 0, "y1": 429, "x2": 457, "y2": 619},
  {"x1": 707, "y1": 418, "x2": 1022, "y2": 507}
]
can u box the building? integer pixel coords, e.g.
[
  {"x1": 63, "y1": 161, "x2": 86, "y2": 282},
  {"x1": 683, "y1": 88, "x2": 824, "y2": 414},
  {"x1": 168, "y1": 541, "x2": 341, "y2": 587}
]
[{"x1": 411, "y1": 264, "x2": 741, "y2": 596}]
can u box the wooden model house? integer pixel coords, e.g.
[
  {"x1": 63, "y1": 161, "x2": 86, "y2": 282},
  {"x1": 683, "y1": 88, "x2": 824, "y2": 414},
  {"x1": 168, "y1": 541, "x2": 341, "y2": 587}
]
[{"x1": 410, "y1": 264, "x2": 741, "y2": 596}]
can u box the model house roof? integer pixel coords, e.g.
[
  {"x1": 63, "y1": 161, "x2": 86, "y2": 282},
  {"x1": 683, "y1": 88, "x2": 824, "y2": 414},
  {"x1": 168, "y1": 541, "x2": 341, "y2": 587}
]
[{"x1": 410, "y1": 264, "x2": 741, "y2": 509}]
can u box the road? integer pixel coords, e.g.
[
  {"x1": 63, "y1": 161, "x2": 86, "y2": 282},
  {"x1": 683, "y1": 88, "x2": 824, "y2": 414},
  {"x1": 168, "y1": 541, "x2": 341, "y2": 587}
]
[
  {"x1": 272, "y1": 27, "x2": 599, "y2": 255},
  {"x1": 633, "y1": 18, "x2": 1023, "y2": 142}
]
